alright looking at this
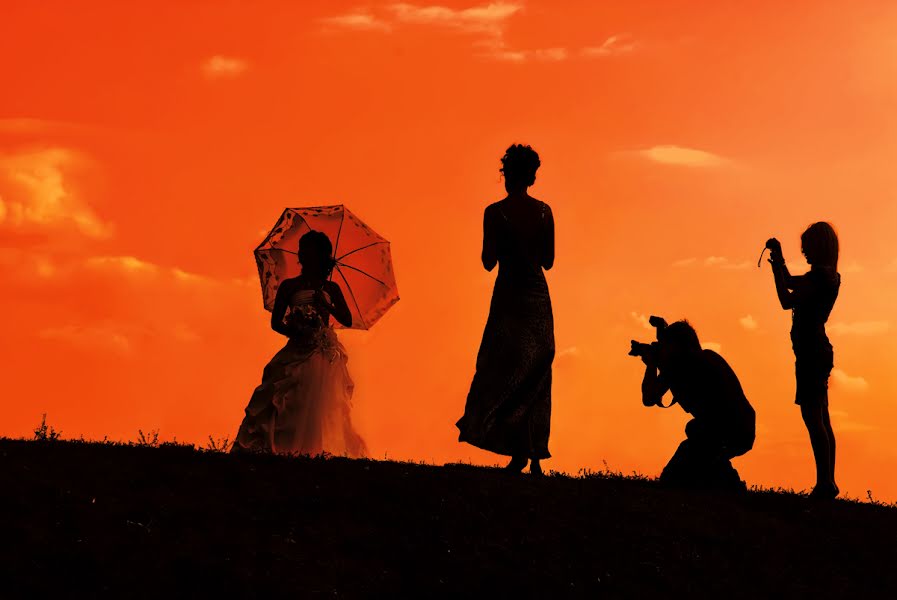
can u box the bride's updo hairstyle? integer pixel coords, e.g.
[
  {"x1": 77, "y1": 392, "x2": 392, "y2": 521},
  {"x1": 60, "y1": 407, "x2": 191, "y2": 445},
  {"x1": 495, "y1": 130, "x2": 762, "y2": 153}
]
[
  {"x1": 298, "y1": 230, "x2": 336, "y2": 277},
  {"x1": 500, "y1": 144, "x2": 541, "y2": 191}
]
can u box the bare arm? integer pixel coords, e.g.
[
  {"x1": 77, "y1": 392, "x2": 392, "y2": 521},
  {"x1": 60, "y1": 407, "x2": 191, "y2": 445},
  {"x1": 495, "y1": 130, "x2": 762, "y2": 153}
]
[
  {"x1": 641, "y1": 360, "x2": 670, "y2": 407},
  {"x1": 481, "y1": 207, "x2": 497, "y2": 272},
  {"x1": 766, "y1": 238, "x2": 794, "y2": 309},
  {"x1": 541, "y1": 203, "x2": 555, "y2": 270},
  {"x1": 321, "y1": 281, "x2": 353, "y2": 328},
  {"x1": 770, "y1": 262, "x2": 794, "y2": 310},
  {"x1": 270, "y1": 281, "x2": 293, "y2": 337}
]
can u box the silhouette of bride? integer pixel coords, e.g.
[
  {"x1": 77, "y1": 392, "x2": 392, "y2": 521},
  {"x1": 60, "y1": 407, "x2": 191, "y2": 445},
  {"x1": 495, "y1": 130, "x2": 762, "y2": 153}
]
[
  {"x1": 232, "y1": 230, "x2": 367, "y2": 457},
  {"x1": 456, "y1": 144, "x2": 556, "y2": 475}
]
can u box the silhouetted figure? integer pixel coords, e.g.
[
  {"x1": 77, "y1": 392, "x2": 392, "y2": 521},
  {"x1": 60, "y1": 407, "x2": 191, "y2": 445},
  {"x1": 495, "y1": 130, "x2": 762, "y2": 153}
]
[
  {"x1": 232, "y1": 231, "x2": 367, "y2": 457},
  {"x1": 766, "y1": 223, "x2": 841, "y2": 499},
  {"x1": 456, "y1": 144, "x2": 555, "y2": 475},
  {"x1": 633, "y1": 318, "x2": 755, "y2": 490}
]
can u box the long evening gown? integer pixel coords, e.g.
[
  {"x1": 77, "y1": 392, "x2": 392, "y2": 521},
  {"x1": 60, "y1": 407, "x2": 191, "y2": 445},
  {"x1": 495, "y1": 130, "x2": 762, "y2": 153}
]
[
  {"x1": 456, "y1": 201, "x2": 555, "y2": 459},
  {"x1": 232, "y1": 288, "x2": 367, "y2": 457}
]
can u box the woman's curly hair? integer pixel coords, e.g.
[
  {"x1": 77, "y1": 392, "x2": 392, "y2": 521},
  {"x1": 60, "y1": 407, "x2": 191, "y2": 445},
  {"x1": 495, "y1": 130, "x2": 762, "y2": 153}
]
[{"x1": 500, "y1": 144, "x2": 541, "y2": 189}]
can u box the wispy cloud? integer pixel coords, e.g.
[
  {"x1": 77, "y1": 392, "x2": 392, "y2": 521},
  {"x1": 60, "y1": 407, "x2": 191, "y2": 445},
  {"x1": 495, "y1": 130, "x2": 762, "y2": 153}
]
[
  {"x1": 637, "y1": 145, "x2": 728, "y2": 167},
  {"x1": 739, "y1": 315, "x2": 758, "y2": 331},
  {"x1": 485, "y1": 43, "x2": 568, "y2": 62},
  {"x1": 557, "y1": 346, "x2": 580, "y2": 360},
  {"x1": 39, "y1": 323, "x2": 132, "y2": 354},
  {"x1": 630, "y1": 311, "x2": 653, "y2": 330},
  {"x1": 202, "y1": 55, "x2": 249, "y2": 79},
  {"x1": 321, "y1": 11, "x2": 392, "y2": 31},
  {"x1": 673, "y1": 256, "x2": 750, "y2": 270},
  {"x1": 702, "y1": 341, "x2": 722, "y2": 353},
  {"x1": 828, "y1": 321, "x2": 889, "y2": 336},
  {"x1": 322, "y1": 3, "x2": 577, "y2": 63},
  {"x1": 388, "y1": 2, "x2": 522, "y2": 34},
  {"x1": 829, "y1": 410, "x2": 875, "y2": 433},
  {"x1": 581, "y1": 33, "x2": 637, "y2": 57},
  {"x1": 86, "y1": 255, "x2": 159, "y2": 274},
  {"x1": 841, "y1": 261, "x2": 863, "y2": 274},
  {"x1": 0, "y1": 118, "x2": 87, "y2": 135},
  {"x1": 85, "y1": 255, "x2": 221, "y2": 288},
  {"x1": 0, "y1": 148, "x2": 111, "y2": 238},
  {"x1": 831, "y1": 369, "x2": 869, "y2": 393}
]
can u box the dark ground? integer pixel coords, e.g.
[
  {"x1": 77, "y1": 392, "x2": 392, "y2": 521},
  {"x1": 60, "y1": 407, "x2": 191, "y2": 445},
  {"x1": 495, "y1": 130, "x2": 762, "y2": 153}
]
[{"x1": 3, "y1": 438, "x2": 897, "y2": 599}]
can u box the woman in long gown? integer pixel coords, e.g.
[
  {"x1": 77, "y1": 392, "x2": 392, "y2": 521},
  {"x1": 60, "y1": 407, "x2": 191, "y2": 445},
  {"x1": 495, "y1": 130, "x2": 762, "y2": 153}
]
[
  {"x1": 232, "y1": 230, "x2": 368, "y2": 457},
  {"x1": 456, "y1": 144, "x2": 556, "y2": 475},
  {"x1": 766, "y1": 222, "x2": 841, "y2": 499}
]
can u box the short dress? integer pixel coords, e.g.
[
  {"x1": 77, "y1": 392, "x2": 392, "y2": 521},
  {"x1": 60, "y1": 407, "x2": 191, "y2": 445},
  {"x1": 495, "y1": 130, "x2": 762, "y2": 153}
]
[{"x1": 790, "y1": 267, "x2": 840, "y2": 405}]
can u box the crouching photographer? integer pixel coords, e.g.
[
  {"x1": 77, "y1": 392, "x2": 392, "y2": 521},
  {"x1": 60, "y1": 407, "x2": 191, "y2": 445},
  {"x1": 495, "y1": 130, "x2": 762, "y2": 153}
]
[{"x1": 631, "y1": 317, "x2": 756, "y2": 491}]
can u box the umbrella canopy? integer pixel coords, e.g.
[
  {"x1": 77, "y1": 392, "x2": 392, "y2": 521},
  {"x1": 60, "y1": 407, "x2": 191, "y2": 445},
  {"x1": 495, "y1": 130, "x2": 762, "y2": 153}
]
[{"x1": 254, "y1": 205, "x2": 399, "y2": 330}]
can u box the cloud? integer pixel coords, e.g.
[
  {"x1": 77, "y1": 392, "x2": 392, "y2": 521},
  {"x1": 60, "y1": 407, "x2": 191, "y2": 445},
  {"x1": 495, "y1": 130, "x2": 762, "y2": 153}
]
[
  {"x1": 324, "y1": 3, "x2": 547, "y2": 62},
  {"x1": 388, "y1": 2, "x2": 522, "y2": 34},
  {"x1": 831, "y1": 369, "x2": 869, "y2": 393},
  {"x1": 672, "y1": 257, "x2": 697, "y2": 267},
  {"x1": 39, "y1": 323, "x2": 132, "y2": 354},
  {"x1": 321, "y1": 11, "x2": 392, "y2": 31},
  {"x1": 202, "y1": 55, "x2": 249, "y2": 79},
  {"x1": 0, "y1": 148, "x2": 111, "y2": 238},
  {"x1": 630, "y1": 312, "x2": 653, "y2": 330},
  {"x1": 486, "y1": 43, "x2": 568, "y2": 62},
  {"x1": 828, "y1": 321, "x2": 889, "y2": 336},
  {"x1": 84, "y1": 255, "x2": 227, "y2": 289},
  {"x1": 581, "y1": 34, "x2": 637, "y2": 57},
  {"x1": 673, "y1": 256, "x2": 749, "y2": 270},
  {"x1": 637, "y1": 145, "x2": 728, "y2": 167},
  {"x1": 0, "y1": 118, "x2": 85, "y2": 135},
  {"x1": 828, "y1": 410, "x2": 875, "y2": 433},
  {"x1": 86, "y1": 255, "x2": 159, "y2": 275},
  {"x1": 322, "y1": 3, "x2": 593, "y2": 64},
  {"x1": 557, "y1": 346, "x2": 580, "y2": 359},
  {"x1": 739, "y1": 315, "x2": 758, "y2": 330},
  {"x1": 702, "y1": 341, "x2": 722, "y2": 353}
]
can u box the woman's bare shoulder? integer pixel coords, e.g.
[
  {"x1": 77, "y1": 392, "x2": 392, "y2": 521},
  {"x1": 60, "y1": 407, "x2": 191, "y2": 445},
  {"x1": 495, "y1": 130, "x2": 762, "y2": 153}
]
[
  {"x1": 530, "y1": 196, "x2": 551, "y2": 210},
  {"x1": 485, "y1": 200, "x2": 506, "y2": 213}
]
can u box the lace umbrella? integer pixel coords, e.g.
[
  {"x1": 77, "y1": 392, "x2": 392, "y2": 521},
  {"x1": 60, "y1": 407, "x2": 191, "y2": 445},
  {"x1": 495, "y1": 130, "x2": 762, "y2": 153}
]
[{"x1": 254, "y1": 205, "x2": 399, "y2": 330}]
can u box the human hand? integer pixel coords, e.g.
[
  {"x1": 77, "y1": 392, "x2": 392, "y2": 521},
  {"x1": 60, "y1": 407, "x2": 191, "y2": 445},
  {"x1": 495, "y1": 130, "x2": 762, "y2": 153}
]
[
  {"x1": 765, "y1": 238, "x2": 784, "y2": 264},
  {"x1": 314, "y1": 289, "x2": 333, "y2": 310}
]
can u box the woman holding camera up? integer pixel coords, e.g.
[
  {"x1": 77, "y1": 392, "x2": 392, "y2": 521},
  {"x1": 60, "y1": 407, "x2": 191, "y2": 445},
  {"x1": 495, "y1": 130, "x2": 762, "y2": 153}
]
[
  {"x1": 456, "y1": 144, "x2": 555, "y2": 476},
  {"x1": 766, "y1": 222, "x2": 841, "y2": 499}
]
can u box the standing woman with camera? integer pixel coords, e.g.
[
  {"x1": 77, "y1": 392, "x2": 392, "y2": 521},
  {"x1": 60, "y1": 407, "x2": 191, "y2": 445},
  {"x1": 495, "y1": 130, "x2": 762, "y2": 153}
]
[
  {"x1": 766, "y1": 222, "x2": 841, "y2": 499},
  {"x1": 456, "y1": 144, "x2": 555, "y2": 475}
]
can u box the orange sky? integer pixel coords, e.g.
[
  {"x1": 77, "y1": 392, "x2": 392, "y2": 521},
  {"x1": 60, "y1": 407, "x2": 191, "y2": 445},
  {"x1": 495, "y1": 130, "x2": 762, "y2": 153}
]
[{"x1": 3, "y1": 0, "x2": 897, "y2": 501}]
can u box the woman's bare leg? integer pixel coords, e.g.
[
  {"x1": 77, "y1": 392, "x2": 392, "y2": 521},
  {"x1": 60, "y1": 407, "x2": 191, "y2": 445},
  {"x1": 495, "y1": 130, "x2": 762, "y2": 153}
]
[
  {"x1": 821, "y1": 399, "x2": 838, "y2": 492},
  {"x1": 801, "y1": 401, "x2": 835, "y2": 495}
]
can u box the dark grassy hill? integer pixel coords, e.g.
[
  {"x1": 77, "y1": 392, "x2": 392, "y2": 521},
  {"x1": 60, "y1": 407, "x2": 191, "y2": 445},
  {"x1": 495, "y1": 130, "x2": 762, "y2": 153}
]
[{"x1": 3, "y1": 438, "x2": 897, "y2": 598}]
